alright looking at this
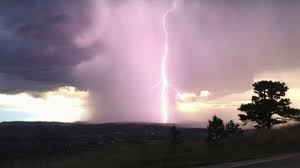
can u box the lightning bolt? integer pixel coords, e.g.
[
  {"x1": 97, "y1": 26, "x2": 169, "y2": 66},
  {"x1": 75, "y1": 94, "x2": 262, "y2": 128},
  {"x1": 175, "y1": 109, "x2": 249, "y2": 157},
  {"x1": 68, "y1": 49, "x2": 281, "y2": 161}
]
[{"x1": 161, "y1": 0, "x2": 177, "y2": 123}]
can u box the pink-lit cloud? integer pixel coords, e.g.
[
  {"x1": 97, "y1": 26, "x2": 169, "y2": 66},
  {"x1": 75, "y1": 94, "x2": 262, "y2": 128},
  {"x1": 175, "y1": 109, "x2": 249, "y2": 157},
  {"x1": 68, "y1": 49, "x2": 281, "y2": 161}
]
[
  {"x1": 1, "y1": 0, "x2": 300, "y2": 124},
  {"x1": 74, "y1": 0, "x2": 300, "y2": 123}
]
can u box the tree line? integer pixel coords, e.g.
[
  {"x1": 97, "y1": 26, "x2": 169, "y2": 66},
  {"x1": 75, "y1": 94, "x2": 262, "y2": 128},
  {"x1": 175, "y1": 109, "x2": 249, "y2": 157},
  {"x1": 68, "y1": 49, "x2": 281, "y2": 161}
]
[{"x1": 171, "y1": 80, "x2": 300, "y2": 144}]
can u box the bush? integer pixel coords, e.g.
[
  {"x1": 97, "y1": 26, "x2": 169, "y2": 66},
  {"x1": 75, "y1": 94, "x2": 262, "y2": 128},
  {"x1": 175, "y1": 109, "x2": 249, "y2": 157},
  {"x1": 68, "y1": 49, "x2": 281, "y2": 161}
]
[
  {"x1": 207, "y1": 116, "x2": 243, "y2": 144},
  {"x1": 170, "y1": 126, "x2": 181, "y2": 145},
  {"x1": 225, "y1": 120, "x2": 243, "y2": 137}
]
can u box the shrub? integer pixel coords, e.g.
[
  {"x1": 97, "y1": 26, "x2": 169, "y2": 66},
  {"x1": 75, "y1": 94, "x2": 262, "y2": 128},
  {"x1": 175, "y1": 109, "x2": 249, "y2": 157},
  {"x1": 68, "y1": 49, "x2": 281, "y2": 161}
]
[
  {"x1": 170, "y1": 126, "x2": 181, "y2": 145},
  {"x1": 225, "y1": 120, "x2": 243, "y2": 137}
]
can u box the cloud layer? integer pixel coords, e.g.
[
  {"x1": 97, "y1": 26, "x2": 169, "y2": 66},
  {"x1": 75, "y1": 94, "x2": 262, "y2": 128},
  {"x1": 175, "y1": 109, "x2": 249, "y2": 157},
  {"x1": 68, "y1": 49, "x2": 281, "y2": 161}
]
[
  {"x1": 0, "y1": 0, "x2": 99, "y2": 93},
  {"x1": 1, "y1": 0, "x2": 300, "y2": 123}
]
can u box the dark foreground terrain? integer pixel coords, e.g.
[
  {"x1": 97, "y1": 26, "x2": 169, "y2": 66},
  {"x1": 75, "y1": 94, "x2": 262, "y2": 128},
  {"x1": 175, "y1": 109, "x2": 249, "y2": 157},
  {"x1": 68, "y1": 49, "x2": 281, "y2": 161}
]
[
  {"x1": 200, "y1": 153, "x2": 300, "y2": 168},
  {"x1": 0, "y1": 122, "x2": 204, "y2": 153},
  {"x1": 1, "y1": 122, "x2": 300, "y2": 168}
]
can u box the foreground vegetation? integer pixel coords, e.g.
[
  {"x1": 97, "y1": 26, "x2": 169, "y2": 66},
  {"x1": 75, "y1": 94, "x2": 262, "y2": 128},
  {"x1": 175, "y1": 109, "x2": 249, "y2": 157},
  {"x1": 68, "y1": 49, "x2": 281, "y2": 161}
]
[
  {"x1": 1, "y1": 80, "x2": 300, "y2": 167},
  {"x1": 1, "y1": 122, "x2": 300, "y2": 168}
]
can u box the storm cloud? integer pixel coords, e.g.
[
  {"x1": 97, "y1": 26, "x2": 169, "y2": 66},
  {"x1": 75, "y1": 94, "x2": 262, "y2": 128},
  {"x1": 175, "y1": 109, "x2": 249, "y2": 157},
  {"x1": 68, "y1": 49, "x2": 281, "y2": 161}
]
[
  {"x1": 0, "y1": 0, "x2": 300, "y2": 123},
  {"x1": 168, "y1": 0, "x2": 300, "y2": 94},
  {"x1": 0, "y1": 0, "x2": 100, "y2": 93}
]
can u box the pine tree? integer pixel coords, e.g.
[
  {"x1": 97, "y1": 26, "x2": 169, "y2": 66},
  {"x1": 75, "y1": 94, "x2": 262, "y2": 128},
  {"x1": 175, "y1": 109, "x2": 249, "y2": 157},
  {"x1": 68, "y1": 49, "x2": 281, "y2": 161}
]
[{"x1": 206, "y1": 116, "x2": 226, "y2": 144}]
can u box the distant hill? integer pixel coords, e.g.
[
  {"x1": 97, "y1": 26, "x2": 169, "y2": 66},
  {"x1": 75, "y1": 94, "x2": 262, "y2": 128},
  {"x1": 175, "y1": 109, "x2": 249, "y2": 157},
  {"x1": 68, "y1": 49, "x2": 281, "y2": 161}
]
[
  {"x1": 0, "y1": 121, "x2": 206, "y2": 157},
  {"x1": 0, "y1": 121, "x2": 206, "y2": 139}
]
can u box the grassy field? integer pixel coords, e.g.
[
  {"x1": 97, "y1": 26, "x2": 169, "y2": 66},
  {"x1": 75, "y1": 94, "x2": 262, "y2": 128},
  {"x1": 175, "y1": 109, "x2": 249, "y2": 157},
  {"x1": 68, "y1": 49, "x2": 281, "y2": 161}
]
[{"x1": 1, "y1": 123, "x2": 300, "y2": 168}]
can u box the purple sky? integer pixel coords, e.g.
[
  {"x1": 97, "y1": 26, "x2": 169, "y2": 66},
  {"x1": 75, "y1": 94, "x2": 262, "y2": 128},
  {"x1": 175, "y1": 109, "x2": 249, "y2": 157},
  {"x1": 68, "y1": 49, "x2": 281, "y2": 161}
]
[{"x1": 0, "y1": 0, "x2": 299, "y2": 123}]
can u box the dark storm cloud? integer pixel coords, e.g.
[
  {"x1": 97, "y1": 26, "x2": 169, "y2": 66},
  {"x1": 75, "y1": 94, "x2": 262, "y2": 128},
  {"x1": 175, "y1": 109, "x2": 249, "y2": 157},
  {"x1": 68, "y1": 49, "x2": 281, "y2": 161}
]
[{"x1": 0, "y1": 0, "x2": 100, "y2": 93}]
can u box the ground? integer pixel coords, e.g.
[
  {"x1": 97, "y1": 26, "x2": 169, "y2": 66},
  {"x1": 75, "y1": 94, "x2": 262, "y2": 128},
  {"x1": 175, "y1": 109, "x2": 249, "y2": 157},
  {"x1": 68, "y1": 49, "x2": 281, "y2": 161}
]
[{"x1": 1, "y1": 122, "x2": 300, "y2": 168}]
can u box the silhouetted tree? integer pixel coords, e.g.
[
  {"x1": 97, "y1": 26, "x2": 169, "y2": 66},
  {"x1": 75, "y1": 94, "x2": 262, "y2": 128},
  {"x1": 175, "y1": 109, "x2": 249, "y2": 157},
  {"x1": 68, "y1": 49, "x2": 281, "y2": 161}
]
[
  {"x1": 225, "y1": 120, "x2": 243, "y2": 136},
  {"x1": 238, "y1": 80, "x2": 300, "y2": 129},
  {"x1": 170, "y1": 126, "x2": 181, "y2": 145},
  {"x1": 206, "y1": 116, "x2": 226, "y2": 144}
]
